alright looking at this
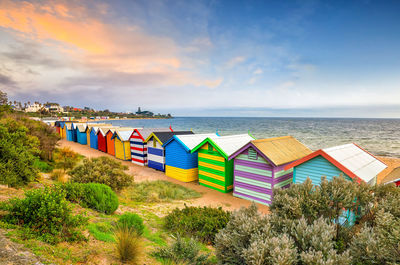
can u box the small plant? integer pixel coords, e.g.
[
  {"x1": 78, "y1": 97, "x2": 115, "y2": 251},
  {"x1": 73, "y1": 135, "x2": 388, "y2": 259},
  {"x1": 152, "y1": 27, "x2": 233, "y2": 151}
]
[
  {"x1": 33, "y1": 159, "x2": 53, "y2": 173},
  {"x1": 50, "y1": 169, "x2": 66, "y2": 182},
  {"x1": 2, "y1": 186, "x2": 87, "y2": 244},
  {"x1": 68, "y1": 156, "x2": 133, "y2": 191},
  {"x1": 129, "y1": 180, "x2": 201, "y2": 202},
  {"x1": 88, "y1": 221, "x2": 115, "y2": 242},
  {"x1": 53, "y1": 147, "x2": 80, "y2": 173},
  {"x1": 164, "y1": 205, "x2": 230, "y2": 244},
  {"x1": 117, "y1": 212, "x2": 145, "y2": 235},
  {"x1": 152, "y1": 235, "x2": 213, "y2": 265},
  {"x1": 60, "y1": 182, "x2": 119, "y2": 214},
  {"x1": 114, "y1": 224, "x2": 143, "y2": 263}
]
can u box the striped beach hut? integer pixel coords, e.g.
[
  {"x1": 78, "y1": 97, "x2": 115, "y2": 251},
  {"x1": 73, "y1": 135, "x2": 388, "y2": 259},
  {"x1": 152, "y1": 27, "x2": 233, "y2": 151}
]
[
  {"x1": 285, "y1": 143, "x2": 387, "y2": 186},
  {"x1": 228, "y1": 136, "x2": 312, "y2": 205},
  {"x1": 163, "y1": 133, "x2": 219, "y2": 182},
  {"x1": 130, "y1": 128, "x2": 173, "y2": 166},
  {"x1": 97, "y1": 127, "x2": 115, "y2": 153},
  {"x1": 112, "y1": 128, "x2": 135, "y2": 160},
  {"x1": 145, "y1": 131, "x2": 194, "y2": 171},
  {"x1": 191, "y1": 134, "x2": 254, "y2": 193},
  {"x1": 76, "y1": 124, "x2": 88, "y2": 145}
]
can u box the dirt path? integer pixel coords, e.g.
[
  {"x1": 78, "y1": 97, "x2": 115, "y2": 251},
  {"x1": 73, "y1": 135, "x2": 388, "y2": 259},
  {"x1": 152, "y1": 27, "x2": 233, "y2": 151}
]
[{"x1": 59, "y1": 140, "x2": 270, "y2": 213}]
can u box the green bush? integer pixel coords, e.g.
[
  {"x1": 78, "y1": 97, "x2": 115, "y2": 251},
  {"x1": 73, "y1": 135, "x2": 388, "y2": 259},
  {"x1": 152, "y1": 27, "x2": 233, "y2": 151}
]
[
  {"x1": 214, "y1": 178, "x2": 400, "y2": 265},
  {"x1": 117, "y1": 213, "x2": 145, "y2": 235},
  {"x1": 61, "y1": 182, "x2": 119, "y2": 214},
  {"x1": 152, "y1": 235, "x2": 213, "y2": 265},
  {"x1": 164, "y1": 205, "x2": 230, "y2": 244},
  {"x1": 129, "y1": 180, "x2": 201, "y2": 202},
  {"x1": 33, "y1": 159, "x2": 53, "y2": 173},
  {"x1": 2, "y1": 186, "x2": 87, "y2": 244},
  {"x1": 68, "y1": 156, "x2": 133, "y2": 191}
]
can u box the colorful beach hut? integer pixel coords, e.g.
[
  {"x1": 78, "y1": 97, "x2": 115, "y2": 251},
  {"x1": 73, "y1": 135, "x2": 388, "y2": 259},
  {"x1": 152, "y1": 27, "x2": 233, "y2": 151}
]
[
  {"x1": 163, "y1": 133, "x2": 219, "y2": 182},
  {"x1": 191, "y1": 134, "x2": 254, "y2": 193},
  {"x1": 55, "y1": 121, "x2": 61, "y2": 134},
  {"x1": 228, "y1": 136, "x2": 312, "y2": 205},
  {"x1": 89, "y1": 126, "x2": 100, "y2": 149},
  {"x1": 112, "y1": 128, "x2": 134, "y2": 160},
  {"x1": 65, "y1": 123, "x2": 75, "y2": 141},
  {"x1": 130, "y1": 128, "x2": 173, "y2": 166},
  {"x1": 382, "y1": 167, "x2": 400, "y2": 186},
  {"x1": 76, "y1": 124, "x2": 88, "y2": 145},
  {"x1": 59, "y1": 121, "x2": 67, "y2": 139},
  {"x1": 97, "y1": 127, "x2": 115, "y2": 153},
  {"x1": 145, "y1": 131, "x2": 194, "y2": 171},
  {"x1": 106, "y1": 128, "x2": 117, "y2": 156},
  {"x1": 285, "y1": 143, "x2": 387, "y2": 186}
]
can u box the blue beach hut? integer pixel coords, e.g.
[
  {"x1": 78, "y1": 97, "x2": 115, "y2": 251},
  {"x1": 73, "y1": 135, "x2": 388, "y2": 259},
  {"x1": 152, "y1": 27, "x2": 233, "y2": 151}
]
[
  {"x1": 163, "y1": 133, "x2": 218, "y2": 182},
  {"x1": 65, "y1": 123, "x2": 75, "y2": 141},
  {"x1": 76, "y1": 124, "x2": 88, "y2": 145}
]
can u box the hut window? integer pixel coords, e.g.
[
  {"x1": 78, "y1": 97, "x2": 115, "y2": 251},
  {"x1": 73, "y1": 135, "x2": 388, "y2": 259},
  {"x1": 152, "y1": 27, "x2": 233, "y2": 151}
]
[
  {"x1": 208, "y1": 144, "x2": 213, "y2": 153},
  {"x1": 248, "y1": 148, "x2": 258, "y2": 160},
  {"x1": 153, "y1": 140, "x2": 157, "y2": 148}
]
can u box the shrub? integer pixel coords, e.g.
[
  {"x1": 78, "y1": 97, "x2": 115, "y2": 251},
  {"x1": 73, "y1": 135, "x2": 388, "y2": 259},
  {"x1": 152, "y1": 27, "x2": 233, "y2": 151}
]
[
  {"x1": 2, "y1": 186, "x2": 87, "y2": 243},
  {"x1": 114, "y1": 225, "x2": 142, "y2": 263},
  {"x1": 152, "y1": 235, "x2": 213, "y2": 265},
  {"x1": 61, "y1": 182, "x2": 119, "y2": 214},
  {"x1": 164, "y1": 205, "x2": 230, "y2": 244},
  {"x1": 33, "y1": 159, "x2": 53, "y2": 173},
  {"x1": 214, "y1": 178, "x2": 400, "y2": 265},
  {"x1": 69, "y1": 156, "x2": 133, "y2": 191},
  {"x1": 117, "y1": 213, "x2": 145, "y2": 235},
  {"x1": 50, "y1": 169, "x2": 66, "y2": 182},
  {"x1": 129, "y1": 180, "x2": 201, "y2": 202},
  {"x1": 53, "y1": 147, "x2": 80, "y2": 172}
]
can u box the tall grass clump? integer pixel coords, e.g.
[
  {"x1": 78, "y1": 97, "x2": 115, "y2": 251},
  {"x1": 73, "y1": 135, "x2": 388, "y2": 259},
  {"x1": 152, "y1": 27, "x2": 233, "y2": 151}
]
[
  {"x1": 129, "y1": 180, "x2": 201, "y2": 202},
  {"x1": 114, "y1": 224, "x2": 143, "y2": 264},
  {"x1": 152, "y1": 235, "x2": 213, "y2": 265}
]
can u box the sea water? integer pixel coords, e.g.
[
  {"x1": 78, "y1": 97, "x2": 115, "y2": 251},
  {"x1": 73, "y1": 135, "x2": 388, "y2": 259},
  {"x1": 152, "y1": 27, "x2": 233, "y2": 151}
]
[{"x1": 98, "y1": 117, "x2": 400, "y2": 157}]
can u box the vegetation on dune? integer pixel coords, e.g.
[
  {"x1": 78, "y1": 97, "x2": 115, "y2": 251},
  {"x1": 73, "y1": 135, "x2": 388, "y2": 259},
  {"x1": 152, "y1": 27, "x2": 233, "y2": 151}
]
[
  {"x1": 68, "y1": 156, "x2": 133, "y2": 191},
  {"x1": 60, "y1": 182, "x2": 119, "y2": 214},
  {"x1": 214, "y1": 177, "x2": 400, "y2": 265},
  {"x1": 114, "y1": 224, "x2": 143, "y2": 264},
  {"x1": 53, "y1": 147, "x2": 80, "y2": 173},
  {"x1": 128, "y1": 180, "x2": 201, "y2": 203},
  {"x1": 164, "y1": 205, "x2": 230, "y2": 244},
  {"x1": 0, "y1": 186, "x2": 88, "y2": 244},
  {"x1": 152, "y1": 235, "x2": 214, "y2": 265},
  {"x1": 117, "y1": 212, "x2": 145, "y2": 236}
]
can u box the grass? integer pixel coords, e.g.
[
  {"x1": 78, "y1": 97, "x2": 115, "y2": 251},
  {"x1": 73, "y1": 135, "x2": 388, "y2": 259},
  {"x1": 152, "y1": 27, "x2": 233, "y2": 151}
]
[
  {"x1": 114, "y1": 225, "x2": 143, "y2": 263},
  {"x1": 88, "y1": 222, "x2": 115, "y2": 242},
  {"x1": 33, "y1": 159, "x2": 53, "y2": 173},
  {"x1": 128, "y1": 180, "x2": 202, "y2": 203}
]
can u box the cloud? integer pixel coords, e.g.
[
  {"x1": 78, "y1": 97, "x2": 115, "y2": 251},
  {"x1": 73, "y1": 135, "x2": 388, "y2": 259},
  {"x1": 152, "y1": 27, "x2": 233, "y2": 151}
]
[
  {"x1": 253, "y1": 68, "x2": 263, "y2": 75},
  {"x1": 0, "y1": 72, "x2": 17, "y2": 87},
  {"x1": 225, "y1": 56, "x2": 246, "y2": 68}
]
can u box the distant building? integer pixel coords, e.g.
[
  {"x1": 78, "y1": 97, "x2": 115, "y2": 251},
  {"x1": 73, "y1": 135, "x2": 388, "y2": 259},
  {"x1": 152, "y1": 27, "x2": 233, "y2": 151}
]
[
  {"x1": 45, "y1": 104, "x2": 64, "y2": 113},
  {"x1": 25, "y1": 103, "x2": 42, "y2": 113},
  {"x1": 136, "y1": 107, "x2": 154, "y2": 116}
]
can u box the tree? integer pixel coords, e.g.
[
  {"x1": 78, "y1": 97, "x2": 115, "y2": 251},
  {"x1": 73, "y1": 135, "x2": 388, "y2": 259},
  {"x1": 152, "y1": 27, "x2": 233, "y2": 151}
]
[
  {"x1": 0, "y1": 90, "x2": 7, "y2": 105},
  {"x1": 53, "y1": 147, "x2": 80, "y2": 173}
]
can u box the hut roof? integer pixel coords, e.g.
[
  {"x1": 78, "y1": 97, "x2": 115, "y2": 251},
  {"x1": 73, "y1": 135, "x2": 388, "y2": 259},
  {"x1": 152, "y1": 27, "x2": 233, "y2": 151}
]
[
  {"x1": 285, "y1": 143, "x2": 387, "y2": 183},
  {"x1": 247, "y1": 136, "x2": 312, "y2": 166},
  {"x1": 145, "y1": 131, "x2": 194, "y2": 144},
  {"x1": 97, "y1": 127, "x2": 117, "y2": 136},
  {"x1": 76, "y1": 124, "x2": 88, "y2": 132},
  {"x1": 163, "y1": 133, "x2": 218, "y2": 151},
  {"x1": 192, "y1": 134, "x2": 254, "y2": 158},
  {"x1": 112, "y1": 128, "x2": 135, "y2": 141},
  {"x1": 382, "y1": 166, "x2": 400, "y2": 184},
  {"x1": 132, "y1": 128, "x2": 172, "y2": 141}
]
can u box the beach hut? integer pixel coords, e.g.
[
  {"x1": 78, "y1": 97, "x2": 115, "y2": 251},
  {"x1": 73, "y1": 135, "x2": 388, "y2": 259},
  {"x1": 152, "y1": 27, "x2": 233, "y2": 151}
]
[
  {"x1": 65, "y1": 123, "x2": 75, "y2": 141},
  {"x1": 285, "y1": 143, "x2": 387, "y2": 186},
  {"x1": 191, "y1": 134, "x2": 254, "y2": 193},
  {"x1": 86, "y1": 124, "x2": 106, "y2": 147},
  {"x1": 59, "y1": 121, "x2": 66, "y2": 138},
  {"x1": 381, "y1": 166, "x2": 400, "y2": 186},
  {"x1": 97, "y1": 127, "x2": 115, "y2": 153},
  {"x1": 112, "y1": 128, "x2": 135, "y2": 160},
  {"x1": 163, "y1": 133, "x2": 219, "y2": 182},
  {"x1": 106, "y1": 128, "x2": 117, "y2": 156},
  {"x1": 228, "y1": 136, "x2": 312, "y2": 205},
  {"x1": 76, "y1": 124, "x2": 88, "y2": 145},
  {"x1": 130, "y1": 128, "x2": 173, "y2": 166},
  {"x1": 145, "y1": 131, "x2": 194, "y2": 171},
  {"x1": 55, "y1": 121, "x2": 61, "y2": 134}
]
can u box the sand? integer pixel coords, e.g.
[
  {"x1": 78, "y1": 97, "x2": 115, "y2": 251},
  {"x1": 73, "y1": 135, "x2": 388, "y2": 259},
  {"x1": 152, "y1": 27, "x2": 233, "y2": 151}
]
[{"x1": 59, "y1": 140, "x2": 270, "y2": 213}]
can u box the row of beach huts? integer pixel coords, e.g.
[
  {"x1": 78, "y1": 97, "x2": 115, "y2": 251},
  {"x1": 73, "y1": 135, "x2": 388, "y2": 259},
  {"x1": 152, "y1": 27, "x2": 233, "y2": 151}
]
[{"x1": 54, "y1": 121, "x2": 388, "y2": 206}]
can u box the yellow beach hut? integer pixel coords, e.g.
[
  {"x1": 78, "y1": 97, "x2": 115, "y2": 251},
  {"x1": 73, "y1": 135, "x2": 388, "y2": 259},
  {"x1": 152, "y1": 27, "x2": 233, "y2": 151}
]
[{"x1": 112, "y1": 128, "x2": 134, "y2": 160}]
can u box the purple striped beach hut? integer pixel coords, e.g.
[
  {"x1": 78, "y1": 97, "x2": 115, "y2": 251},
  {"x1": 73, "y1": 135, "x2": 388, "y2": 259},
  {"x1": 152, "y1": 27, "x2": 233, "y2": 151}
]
[{"x1": 228, "y1": 136, "x2": 312, "y2": 205}]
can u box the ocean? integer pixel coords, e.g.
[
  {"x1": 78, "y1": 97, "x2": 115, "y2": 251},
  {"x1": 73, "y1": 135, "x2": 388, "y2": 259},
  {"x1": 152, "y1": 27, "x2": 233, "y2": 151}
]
[{"x1": 98, "y1": 117, "x2": 400, "y2": 158}]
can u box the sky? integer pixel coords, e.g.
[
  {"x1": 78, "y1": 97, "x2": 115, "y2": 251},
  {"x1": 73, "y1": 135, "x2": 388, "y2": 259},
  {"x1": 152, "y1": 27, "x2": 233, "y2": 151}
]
[{"x1": 0, "y1": 0, "x2": 400, "y2": 117}]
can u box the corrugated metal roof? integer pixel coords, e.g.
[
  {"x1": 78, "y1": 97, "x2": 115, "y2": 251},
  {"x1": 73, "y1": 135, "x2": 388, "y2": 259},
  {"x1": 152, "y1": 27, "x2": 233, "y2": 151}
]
[
  {"x1": 175, "y1": 133, "x2": 218, "y2": 151},
  {"x1": 211, "y1": 134, "x2": 254, "y2": 157},
  {"x1": 135, "y1": 128, "x2": 171, "y2": 140},
  {"x1": 252, "y1": 136, "x2": 312, "y2": 166},
  {"x1": 97, "y1": 126, "x2": 117, "y2": 136},
  {"x1": 150, "y1": 131, "x2": 194, "y2": 144},
  {"x1": 323, "y1": 143, "x2": 387, "y2": 183},
  {"x1": 76, "y1": 124, "x2": 88, "y2": 132},
  {"x1": 115, "y1": 128, "x2": 135, "y2": 141},
  {"x1": 382, "y1": 166, "x2": 400, "y2": 184}
]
